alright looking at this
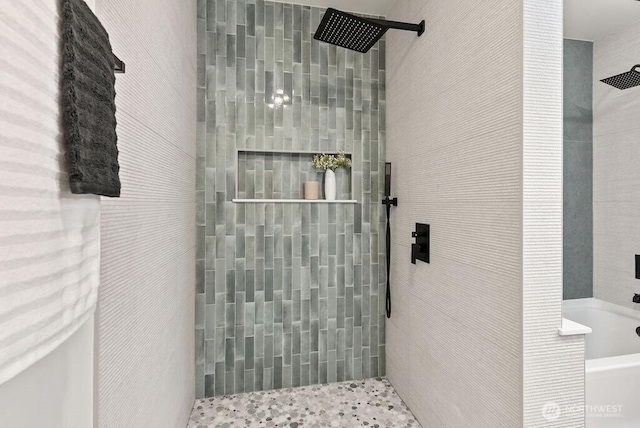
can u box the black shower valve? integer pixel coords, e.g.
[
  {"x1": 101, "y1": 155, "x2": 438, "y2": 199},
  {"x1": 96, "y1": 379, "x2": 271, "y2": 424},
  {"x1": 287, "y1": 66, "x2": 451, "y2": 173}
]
[
  {"x1": 411, "y1": 223, "x2": 430, "y2": 264},
  {"x1": 633, "y1": 294, "x2": 640, "y2": 304}
]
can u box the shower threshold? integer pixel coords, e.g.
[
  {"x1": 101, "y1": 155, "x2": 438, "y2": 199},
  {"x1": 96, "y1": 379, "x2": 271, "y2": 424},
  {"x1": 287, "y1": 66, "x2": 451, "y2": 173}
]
[{"x1": 187, "y1": 377, "x2": 420, "y2": 427}]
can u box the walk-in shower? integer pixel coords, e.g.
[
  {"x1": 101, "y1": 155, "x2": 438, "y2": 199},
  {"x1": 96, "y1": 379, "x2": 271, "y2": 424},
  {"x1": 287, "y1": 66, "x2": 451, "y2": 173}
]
[{"x1": 313, "y1": 8, "x2": 425, "y2": 53}]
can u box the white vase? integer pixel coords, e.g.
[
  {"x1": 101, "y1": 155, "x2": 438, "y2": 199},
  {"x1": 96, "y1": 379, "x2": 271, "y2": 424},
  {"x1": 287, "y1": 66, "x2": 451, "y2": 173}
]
[{"x1": 324, "y1": 169, "x2": 337, "y2": 201}]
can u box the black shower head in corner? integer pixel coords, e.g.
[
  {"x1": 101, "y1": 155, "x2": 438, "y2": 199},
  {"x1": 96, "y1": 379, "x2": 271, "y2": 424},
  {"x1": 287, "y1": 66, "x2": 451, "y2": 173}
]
[
  {"x1": 313, "y1": 8, "x2": 425, "y2": 54},
  {"x1": 601, "y1": 65, "x2": 640, "y2": 90}
]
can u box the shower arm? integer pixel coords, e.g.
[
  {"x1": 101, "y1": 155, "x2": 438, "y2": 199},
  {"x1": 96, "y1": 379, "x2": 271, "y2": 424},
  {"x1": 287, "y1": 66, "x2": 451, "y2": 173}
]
[{"x1": 367, "y1": 17, "x2": 425, "y2": 36}]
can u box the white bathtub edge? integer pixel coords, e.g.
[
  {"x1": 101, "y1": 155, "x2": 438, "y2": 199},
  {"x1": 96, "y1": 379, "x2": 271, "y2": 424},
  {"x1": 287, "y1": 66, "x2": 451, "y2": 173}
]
[
  {"x1": 564, "y1": 297, "x2": 640, "y2": 320},
  {"x1": 586, "y1": 353, "x2": 640, "y2": 373},
  {"x1": 559, "y1": 317, "x2": 592, "y2": 336}
]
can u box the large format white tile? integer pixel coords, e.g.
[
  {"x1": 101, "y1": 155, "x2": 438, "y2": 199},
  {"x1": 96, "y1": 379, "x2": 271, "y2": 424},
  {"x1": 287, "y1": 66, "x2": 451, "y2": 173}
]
[{"x1": 386, "y1": 0, "x2": 583, "y2": 426}]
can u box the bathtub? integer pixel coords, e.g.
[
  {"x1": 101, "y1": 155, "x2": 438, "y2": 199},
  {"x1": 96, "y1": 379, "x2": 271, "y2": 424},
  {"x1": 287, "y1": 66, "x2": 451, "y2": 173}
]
[{"x1": 563, "y1": 298, "x2": 640, "y2": 428}]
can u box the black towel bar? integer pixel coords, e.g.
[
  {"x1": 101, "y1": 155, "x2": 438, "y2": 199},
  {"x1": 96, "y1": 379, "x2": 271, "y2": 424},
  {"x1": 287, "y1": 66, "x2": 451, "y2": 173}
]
[{"x1": 114, "y1": 54, "x2": 125, "y2": 73}]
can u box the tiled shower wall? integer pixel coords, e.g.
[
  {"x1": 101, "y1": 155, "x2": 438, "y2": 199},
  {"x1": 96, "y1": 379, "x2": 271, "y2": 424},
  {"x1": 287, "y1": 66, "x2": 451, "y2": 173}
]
[
  {"x1": 563, "y1": 39, "x2": 593, "y2": 300},
  {"x1": 237, "y1": 152, "x2": 351, "y2": 200},
  {"x1": 386, "y1": 0, "x2": 584, "y2": 426},
  {"x1": 97, "y1": 0, "x2": 197, "y2": 426},
  {"x1": 195, "y1": 0, "x2": 387, "y2": 397}
]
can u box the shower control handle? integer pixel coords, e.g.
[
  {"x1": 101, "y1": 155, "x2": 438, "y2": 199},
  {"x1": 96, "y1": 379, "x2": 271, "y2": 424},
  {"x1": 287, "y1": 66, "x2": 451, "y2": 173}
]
[
  {"x1": 411, "y1": 223, "x2": 430, "y2": 264},
  {"x1": 633, "y1": 294, "x2": 640, "y2": 304}
]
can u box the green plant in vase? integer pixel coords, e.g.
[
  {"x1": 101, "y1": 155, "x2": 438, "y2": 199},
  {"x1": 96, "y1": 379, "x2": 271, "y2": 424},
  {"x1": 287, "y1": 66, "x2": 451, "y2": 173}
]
[{"x1": 312, "y1": 151, "x2": 352, "y2": 200}]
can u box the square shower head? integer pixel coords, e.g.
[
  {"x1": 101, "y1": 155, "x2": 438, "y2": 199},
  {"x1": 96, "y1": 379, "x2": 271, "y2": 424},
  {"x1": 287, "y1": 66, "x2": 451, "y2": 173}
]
[
  {"x1": 313, "y1": 8, "x2": 388, "y2": 53},
  {"x1": 601, "y1": 65, "x2": 640, "y2": 90}
]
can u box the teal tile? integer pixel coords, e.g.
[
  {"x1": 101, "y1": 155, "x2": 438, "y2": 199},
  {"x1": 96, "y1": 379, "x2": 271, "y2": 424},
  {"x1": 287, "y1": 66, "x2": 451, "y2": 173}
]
[{"x1": 197, "y1": 0, "x2": 386, "y2": 396}]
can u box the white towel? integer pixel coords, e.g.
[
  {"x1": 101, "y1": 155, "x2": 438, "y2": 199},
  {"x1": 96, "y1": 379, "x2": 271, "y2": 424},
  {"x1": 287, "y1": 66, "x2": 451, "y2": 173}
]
[{"x1": 0, "y1": 0, "x2": 101, "y2": 386}]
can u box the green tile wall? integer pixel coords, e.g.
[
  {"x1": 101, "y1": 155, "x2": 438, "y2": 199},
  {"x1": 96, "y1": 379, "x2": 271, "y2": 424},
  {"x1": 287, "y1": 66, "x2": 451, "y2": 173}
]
[
  {"x1": 195, "y1": 0, "x2": 386, "y2": 397},
  {"x1": 563, "y1": 39, "x2": 593, "y2": 300}
]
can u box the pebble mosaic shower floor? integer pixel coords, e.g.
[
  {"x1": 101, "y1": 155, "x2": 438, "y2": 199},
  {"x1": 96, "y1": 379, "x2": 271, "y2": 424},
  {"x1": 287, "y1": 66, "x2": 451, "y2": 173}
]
[{"x1": 187, "y1": 377, "x2": 420, "y2": 427}]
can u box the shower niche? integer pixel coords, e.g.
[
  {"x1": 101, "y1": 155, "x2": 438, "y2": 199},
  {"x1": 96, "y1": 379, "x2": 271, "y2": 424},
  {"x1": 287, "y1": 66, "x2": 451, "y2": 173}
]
[{"x1": 232, "y1": 149, "x2": 356, "y2": 203}]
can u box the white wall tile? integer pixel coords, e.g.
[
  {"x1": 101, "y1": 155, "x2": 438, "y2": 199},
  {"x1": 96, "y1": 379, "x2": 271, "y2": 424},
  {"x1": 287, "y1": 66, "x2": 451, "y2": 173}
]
[
  {"x1": 522, "y1": 1, "x2": 585, "y2": 426},
  {"x1": 95, "y1": 0, "x2": 197, "y2": 427},
  {"x1": 386, "y1": 0, "x2": 585, "y2": 426},
  {"x1": 386, "y1": 0, "x2": 523, "y2": 424}
]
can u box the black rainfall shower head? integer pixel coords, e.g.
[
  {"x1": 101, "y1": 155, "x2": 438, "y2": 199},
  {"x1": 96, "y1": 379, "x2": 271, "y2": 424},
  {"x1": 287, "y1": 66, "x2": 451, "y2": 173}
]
[
  {"x1": 601, "y1": 65, "x2": 640, "y2": 90},
  {"x1": 314, "y1": 9, "x2": 387, "y2": 53},
  {"x1": 314, "y1": 8, "x2": 424, "y2": 53}
]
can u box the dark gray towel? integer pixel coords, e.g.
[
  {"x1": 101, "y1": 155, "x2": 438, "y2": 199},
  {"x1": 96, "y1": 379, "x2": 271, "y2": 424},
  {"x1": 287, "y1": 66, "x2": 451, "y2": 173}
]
[{"x1": 61, "y1": 0, "x2": 121, "y2": 197}]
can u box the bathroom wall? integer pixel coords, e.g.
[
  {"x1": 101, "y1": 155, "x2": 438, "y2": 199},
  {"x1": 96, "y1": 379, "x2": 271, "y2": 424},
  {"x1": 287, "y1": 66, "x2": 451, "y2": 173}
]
[
  {"x1": 0, "y1": 318, "x2": 94, "y2": 428},
  {"x1": 96, "y1": 0, "x2": 197, "y2": 427},
  {"x1": 563, "y1": 39, "x2": 594, "y2": 300},
  {"x1": 0, "y1": 1, "x2": 99, "y2": 427},
  {"x1": 593, "y1": 23, "x2": 640, "y2": 308},
  {"x1": 196, "y1": 0, "x2": 387, "y2": 397},
  {"x1": 386, "y1": 0, "x2": 585, "y2": 426},
  {"x1": 522, "y1": 3, "x2": 585, "y2": 423}
]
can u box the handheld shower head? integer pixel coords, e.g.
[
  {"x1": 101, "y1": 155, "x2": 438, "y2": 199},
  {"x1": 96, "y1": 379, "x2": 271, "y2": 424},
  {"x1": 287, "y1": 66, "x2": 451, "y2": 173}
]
[{"x1": 314, "y1": 8, "x2": 424, "y2": 53}]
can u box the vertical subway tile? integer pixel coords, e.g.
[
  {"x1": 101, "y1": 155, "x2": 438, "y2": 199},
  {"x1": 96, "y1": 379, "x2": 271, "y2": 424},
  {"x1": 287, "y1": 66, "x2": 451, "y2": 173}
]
[
  {"x1": 204, "y1": 373, "x2": 214, "y2": 398},
  {"x1": 246, "y1": 3, "x2": 255, "y2": 36},
  {"x1": 197, "y1": 364, "x2": 206, "y2": 398},
  {"x1": 245, "y1": 369, "x2": 255, "y2": 393},
  {"x1": 235, "y1": 360, "x2": 245, "y2": 393},
  {"x1": 225, "y1": 371, "x2": 235, "y2": 395},
  {"x1": 198, "y1": 0, "x2": 385, "y2": 397},
  {"x1": 214, "y1": 362, "x2": 225, "y2": 395},
  {"x1": 274, "y1": 356, "x2": 283, "y2": 389},
  {"x1": 265, "y1": 4, "x2": 274, "y2": 37}
]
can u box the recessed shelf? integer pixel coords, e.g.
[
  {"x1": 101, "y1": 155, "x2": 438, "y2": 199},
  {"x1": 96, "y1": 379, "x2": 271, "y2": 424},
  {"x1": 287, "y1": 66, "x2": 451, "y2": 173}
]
[
  {"x1": 232, "y1": 199, "x2": 358, "y2": 204},
  {"x1": 238, "y1": 149, "x2": 353, "y2": 156},
  {"x1": 235, "y1": 149, "x2": 354, "y2": 202}
]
